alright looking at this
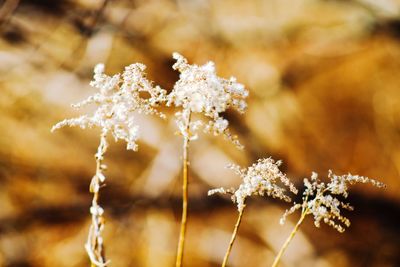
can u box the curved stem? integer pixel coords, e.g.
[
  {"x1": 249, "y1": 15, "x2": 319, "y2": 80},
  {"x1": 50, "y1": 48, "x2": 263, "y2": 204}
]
[
  {"x1": 271, "y1": 212, "x2": 307, "y2": 267},
  {"x1": 221, "y1": 207, "x2": 245, "y2": 267},
  {"x1": 176, "y1": 111, "x2": 191, "y2": 267}
]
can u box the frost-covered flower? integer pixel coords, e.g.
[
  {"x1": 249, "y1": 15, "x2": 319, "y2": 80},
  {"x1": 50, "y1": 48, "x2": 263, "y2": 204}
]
[
  {"x1": 167, "y1": 52, "x2": 248, "y2": 147},
  {"x1": 280, "y1": 171, "x2": 385, "y2": 232},
  {"x1": 52, "y1": 63, "x2": 166, "y2": 151},
  {"x1": 209, "y1": 158, "x2": 298, "y2": 212}
]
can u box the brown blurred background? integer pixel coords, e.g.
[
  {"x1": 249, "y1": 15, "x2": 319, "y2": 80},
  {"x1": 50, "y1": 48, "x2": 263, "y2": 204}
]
[{"x1": 0, "y1": 0, "x2": 400, "y2": 266}]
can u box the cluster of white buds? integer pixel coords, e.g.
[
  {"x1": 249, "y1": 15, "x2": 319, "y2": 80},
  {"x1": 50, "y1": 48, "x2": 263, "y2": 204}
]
[
  {"x1": 209, "y1": 158, "x2": 298, "y2": 212},
  {"x1": 167, "y1": 53, "x2": 248, "y2": 147},
  {"x1": 280, "y1": 171, "x2": 385, "y2": 232},
  {"x1": 51, "y1": 62, "x2": 166, "y2": 151}
]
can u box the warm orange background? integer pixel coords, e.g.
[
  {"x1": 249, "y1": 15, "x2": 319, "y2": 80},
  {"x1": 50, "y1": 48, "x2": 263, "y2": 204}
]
[{"x1": 0, "y1": 0, "x2": 399, "y2": 266}]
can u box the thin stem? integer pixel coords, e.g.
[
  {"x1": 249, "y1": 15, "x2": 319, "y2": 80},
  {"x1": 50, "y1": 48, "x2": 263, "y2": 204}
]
[
  {"x1": 221, "y1": 207, "x2": 245, "y2": 267},
  {"x1": 176, "y1": 111, "x2": 191, "y2": 267},
  {"x1": 85, "y1": 132, "x2": 108, "y2": 267},
  {"x1": 271, "y1": 211, "x2": 307, "y2": 267}
]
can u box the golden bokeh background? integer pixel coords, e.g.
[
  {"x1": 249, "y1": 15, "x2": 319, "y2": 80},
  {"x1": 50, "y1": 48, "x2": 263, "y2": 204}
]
[{"x1": 0, "y1": 0, "x2": 399, "y2": 266}]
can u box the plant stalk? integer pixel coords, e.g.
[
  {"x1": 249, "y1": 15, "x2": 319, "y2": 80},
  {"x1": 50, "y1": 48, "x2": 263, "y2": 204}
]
[
  {"x1": 176, "y1": 111, "x2": 191, "y2": 267},
  {"x1": 271, "y1": 211, "x2": 307, "y2": 267},
  {"x1": 221, "y1": 207, "x2": 245, "y2": 267},
  {"x1": 85, "y1": 133, "x2": 108, "y2": 267}
]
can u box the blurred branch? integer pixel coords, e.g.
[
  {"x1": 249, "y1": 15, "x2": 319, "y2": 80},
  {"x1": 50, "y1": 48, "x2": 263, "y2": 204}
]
[{"x1": 0, "y1": 0, "x2": 19, "y2": 24}]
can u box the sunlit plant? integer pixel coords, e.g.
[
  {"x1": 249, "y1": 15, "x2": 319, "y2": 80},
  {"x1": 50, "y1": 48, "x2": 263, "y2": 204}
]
[
  {"x1": 51, "y1": 54, "x2": 386, "y2": 267},
  {"x1": 167, "y1": 52, "x2": 248, "y2": 267},
  {"x1": 52, "y1": 63, "x2": 166, "y2": 267},
  {"x1": 272, "y1": 171, "x2": 385, "y2": 267},
  {"x1": 208, "y1": 157, "x2": 298, "y2": 267}
]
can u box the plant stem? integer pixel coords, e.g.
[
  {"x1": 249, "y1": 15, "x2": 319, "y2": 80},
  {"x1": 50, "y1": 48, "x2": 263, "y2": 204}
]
[
  {"x1": 176, "y1": 111, "x2": 191, "y2": 267},
  {"x1": 271, "y1": 211, "x2": 307, "y2": 267},
  {"x1": 221, "y1": 207, "x2": 245, "y2": 267},
  {"x1": 85, "y1": 133, "x2": 108, "y2": 267}
]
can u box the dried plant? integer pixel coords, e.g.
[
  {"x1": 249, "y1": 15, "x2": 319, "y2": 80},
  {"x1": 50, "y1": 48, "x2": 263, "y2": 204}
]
[
  {"x1": 49, "y1": 54, "x2": 387, "y2": 267},
  {"x1": 167, "y1": 52, "x2": 248, "y2": 267},
  {"x1": 272, "y1": 171, "x2": 385, "y2": 267},
  {"x1": 208, "y1": 158, "x2": 298, "y2": 267},
  {"x1": 51, "y1": 63, "x2": 165, "y2": 266}
]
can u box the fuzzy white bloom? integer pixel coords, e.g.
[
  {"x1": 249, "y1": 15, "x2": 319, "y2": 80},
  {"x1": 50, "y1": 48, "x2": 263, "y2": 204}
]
[
  {"x1": 280, "y1": 171, "x2": 385, "y2": 232},
  {"x1": 209, "y1": 158, "x2": 298, "y2": 212},
  {"x1": 52, "y1": 63, "x2": 166, "y2": 151},
  {"x1": 167, "y1": 52, "x2": 248, "y2": 147}
]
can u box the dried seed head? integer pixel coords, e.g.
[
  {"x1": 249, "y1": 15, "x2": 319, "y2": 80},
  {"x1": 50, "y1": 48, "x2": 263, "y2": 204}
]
[
  {"x1": 281, "y1": 171, "x2": 385, "y2": 232},
  {"x1": 52, "y1": 63, "x2": 166, "y2": 151},
  {"x1": 208, "y1": 157, "x2": 298, "y2": 212},
  {"x1": 167, "y1": 52, "x2": 248, "y2": 147}
]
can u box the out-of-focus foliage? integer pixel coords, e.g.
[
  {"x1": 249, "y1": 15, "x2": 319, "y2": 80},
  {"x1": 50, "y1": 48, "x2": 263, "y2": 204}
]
[{"x1": 0, "y1": 0, "x2": 399, "y2": 266}]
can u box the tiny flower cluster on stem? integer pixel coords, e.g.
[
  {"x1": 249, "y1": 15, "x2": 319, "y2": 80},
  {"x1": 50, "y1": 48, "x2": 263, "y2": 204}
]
[
  {"x1": 271, "y1": 170, "x2": 385, "y2": 267},
  {"x1": 209, "y1": 157, "x2": 298, "y2": 267},
  {"x1": 52, "y1": 62, "x2": 166, "y2": 267},
  {"x1": 280, "y1": 170, "x2": 385, "y2": 232},
  {"x1": 169, "y1": 53, "x2": 248, "y2": 267}
]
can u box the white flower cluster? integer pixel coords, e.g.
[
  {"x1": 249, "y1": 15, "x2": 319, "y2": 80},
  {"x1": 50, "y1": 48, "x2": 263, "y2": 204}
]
[
  {"x1": 280, "y1": 171, "x2": 385, "y2": 232},
  {"x1": 167, "y1": 53, "x2": 248, "y2": 147},
  {"x1": 209, "y1": 158, "x2": 298, "y2": 212},
  {"x1": 52, "y1": 63, "x2": 166, "y2": 151}
]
